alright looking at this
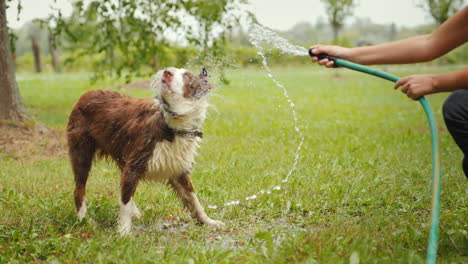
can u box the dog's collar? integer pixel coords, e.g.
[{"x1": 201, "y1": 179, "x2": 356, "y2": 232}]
[
  {"x1": 173, "y1": 129, "x2": 203, "y2": 139},
  {"x1": 156, "y1": 96, "x2": 203, "y2": 139},
  {"x1": 157, "y1": 95, "x2": 180, "y2": 117}
]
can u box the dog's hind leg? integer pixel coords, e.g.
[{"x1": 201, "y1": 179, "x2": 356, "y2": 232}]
[
  {"x1": 68, "y1": 131, "x2": 96, "y2": 222},
  {"x1": 169, "y1": 173, "x2": 225, "y2": 228},
  {"x1": 119, "y1": 166, "x2": 141, "y2": 235}
]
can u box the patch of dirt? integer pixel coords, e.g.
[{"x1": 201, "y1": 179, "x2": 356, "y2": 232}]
[
  {"x1": 0, "y1": 121, "x2": 67, "y2": 161},
  {"x1": 120, "y1": 79, "x2": 151, "y2": 90}
]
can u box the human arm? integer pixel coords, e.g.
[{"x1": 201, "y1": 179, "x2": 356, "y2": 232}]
[
  {"x1": 311, "y1": 6, "x2": 468, "y2": 67},
  {"x1": 394, "y1": 68, "x2": 468, "y2": 100}
]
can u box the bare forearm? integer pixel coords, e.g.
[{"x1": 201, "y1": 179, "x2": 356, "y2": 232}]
[
  {"x1": 349, "y1": 35, "x2": 434, "y2": 65},
  {"x1": 395, "y1": 68, "x2": 468, "y2": 100},
  {"x1": 312, "y1": 7, "x2": 468, "y2": 67},
  {"x1": 433, "y1": 68, "x2": 468, "y2": 93},
  {"x1": 350, "y1": 7, "x2": 468, "y2": 66}
]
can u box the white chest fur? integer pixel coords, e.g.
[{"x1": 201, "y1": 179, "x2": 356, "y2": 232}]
[{"x1": 145, "y1": 136, "x2": 201, "y2": 181}]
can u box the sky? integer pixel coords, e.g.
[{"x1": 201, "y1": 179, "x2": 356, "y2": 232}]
[
  {"x1": 6, "y1": 0, "x2": 437, "y2": 30},
  {"x1": 251, "y1": 0, "x2": 432, "y2": 30}
]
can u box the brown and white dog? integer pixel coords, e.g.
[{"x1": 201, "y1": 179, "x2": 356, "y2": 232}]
[{"x1": 67, "y1": 67, "x2": 224, "y2": 235}]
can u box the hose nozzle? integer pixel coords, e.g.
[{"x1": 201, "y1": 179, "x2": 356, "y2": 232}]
[{"x1": 308, "y1": 48, "x2": 339, "y2": 67}]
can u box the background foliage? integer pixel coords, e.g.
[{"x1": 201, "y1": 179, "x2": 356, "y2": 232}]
[
  {"x1": 43, "y1": 0, "x2": 248, "y2": 82},
  {"x1": 12, "y1": 15, "x2": 468, "y2": 74}
]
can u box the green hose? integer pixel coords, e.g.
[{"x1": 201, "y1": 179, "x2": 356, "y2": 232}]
[{"x1": 309, "y1": 51, "x2": 441, "y2": 264}]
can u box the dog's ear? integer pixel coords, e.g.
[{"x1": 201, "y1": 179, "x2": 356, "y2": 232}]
[{"x1": 200, "y1": 67, "x2": 209, "y2": 78}]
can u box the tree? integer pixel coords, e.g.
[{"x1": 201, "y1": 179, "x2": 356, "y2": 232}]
[
  {"x1": 282, "y1": 22, "x2": 317, "y2": 45},
  {"x1": 48, "y1": 33, "x2": 60, "y2": 73},
  {"x1": 321, "y1": 0, "x2": 356, "y2": 42},
  {"x1": 48, "y1": 34, "x2": 60, "y2": 73},
  {"x1": 31, "y1": 34, "x2": 42, "y2": 73},
  {"x1": 389, "y1": 22, "x2": 397, "y2": 41},
  {"x1": 50, "y1": 0, "x2": 247, "y2": 82},
  {"x1": 12, "y1": 21, "x2": 49, "y2": 57},
  {"x1": 418, "y1": 0, "x2": 465, "y2": 25},
  {"x1": 1, "y1": 0, "x2": 246, "y2": 122},
  {"x1": 0, "y1": 0, "x2": 28, "y2": 121}
]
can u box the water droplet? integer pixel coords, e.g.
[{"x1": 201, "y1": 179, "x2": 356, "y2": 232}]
[{"x1": 246, "y1": 195, "x2": 257, "y2": 200}]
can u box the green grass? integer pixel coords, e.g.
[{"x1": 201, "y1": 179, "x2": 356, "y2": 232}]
[{"x1": 1, "y1": 66, "x2": 467, "y2": 263}]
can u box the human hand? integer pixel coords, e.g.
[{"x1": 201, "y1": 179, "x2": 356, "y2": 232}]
[
  {"x1": 394, "y1": 74, "x2": 437, "y2": 100},
  {"x1": 310, "y1": 45, "x2": 351, "y2": 68}
]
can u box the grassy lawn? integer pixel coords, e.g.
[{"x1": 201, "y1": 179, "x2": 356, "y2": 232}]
[{"x1": 1, "y1": 65, "x2": 466, "y2": 263}]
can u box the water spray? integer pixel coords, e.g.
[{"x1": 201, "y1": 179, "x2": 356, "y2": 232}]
[
  {"x1": 210, "y1": 24, "x2": 441, "y2": 264},
  {"x1": 308, "y1": 48, "x2": 441, "y2": 264},
  {"x1": 208, "y1": 25, "x2": 306, "y2": 210}
]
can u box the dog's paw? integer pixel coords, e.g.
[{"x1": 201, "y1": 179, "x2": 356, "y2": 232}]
[
  {"x1": 205, "y1": 219, "x2": 226, "y2": 229},
  {"x1": 132, "y1": 207, "x2": 142, "y2": 219},
  {"x1": 77, "y1": 203, "x2": 87, "y2": 222},
  {"x1": 118, "y1": 219, "x2": 133, "y2": 236},
  {"x1": 77, "y1": 214, "x2": 86, "y2": 222},
  {"x1": 118, "y1": 224, "x2": 132, "y2": 236}
]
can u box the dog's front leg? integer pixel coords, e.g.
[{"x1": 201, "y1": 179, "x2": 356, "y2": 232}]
[{"x1": 169, "y1": 173, "x2": 225, "y2": 228}]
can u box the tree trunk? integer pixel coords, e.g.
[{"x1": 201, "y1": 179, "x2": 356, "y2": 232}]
[
  {"x1": 332, "y1": 24, "x2": 339, "y2": 43},
  {"x1": 0, "y1": 0, "x2": 28, "y2": 121},
  {"x1": 48, "y1": 34, "x2": 60, "y2": 73},
  {"x1": 152, "y1": 55, "x2": 158, "y2": 70},
  {"x1": 31, "y1": 35, "x2": 42, "y2": 73}
]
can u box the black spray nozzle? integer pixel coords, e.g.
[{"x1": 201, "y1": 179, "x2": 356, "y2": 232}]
[
  {"x1": 308, "y1": 48, "x2": 316, "y2": 57},
  {"x1": 308, "y1": 48, "x2": 339, "y2": 67}
]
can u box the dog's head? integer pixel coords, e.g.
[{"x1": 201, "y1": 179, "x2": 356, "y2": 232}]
[{"x1": 152, "y1": 67, "x2": 213, "y2": 104}]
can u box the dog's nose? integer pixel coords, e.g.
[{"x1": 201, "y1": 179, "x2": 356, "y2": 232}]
[{"x1": 163, "y1": 70, "x2": 174, "y2": 76}]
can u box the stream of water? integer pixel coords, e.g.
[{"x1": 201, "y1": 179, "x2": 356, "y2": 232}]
[{"x1": 208, "y1": 24, "x2": 308, "y2": 210}]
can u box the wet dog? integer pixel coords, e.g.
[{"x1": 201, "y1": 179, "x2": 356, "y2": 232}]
[{"x1": 67, "y1": 68, "x2": 224, "y2": 235}]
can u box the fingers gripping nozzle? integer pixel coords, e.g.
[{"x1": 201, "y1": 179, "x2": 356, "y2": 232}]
[{"x1": 308, "y1": 48, "x2": 339, "y2": 67}]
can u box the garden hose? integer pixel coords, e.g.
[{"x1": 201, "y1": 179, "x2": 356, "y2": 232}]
[{"x1": 309, "y1": 49, "x2": 441, "y2": 264}]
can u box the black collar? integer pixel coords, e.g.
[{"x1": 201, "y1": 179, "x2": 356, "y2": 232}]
[
  {"x1": 173, "y1": 129, "x2": 203, "y2": 138},
  {"x1": 157, "y1": 95, "x2": 179, "y2": 117},
  {"x1": 156, "y1": 96, "x2": 203, "y2": 139}
]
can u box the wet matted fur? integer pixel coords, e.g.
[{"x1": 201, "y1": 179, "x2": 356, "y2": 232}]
[{"x1": 67, "y1": 68, "x2": 224, "y2": 235}]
